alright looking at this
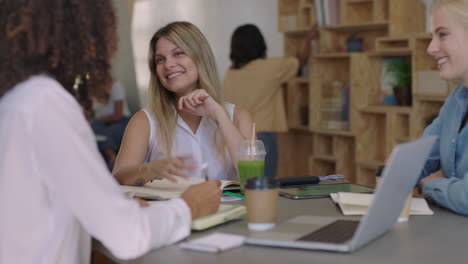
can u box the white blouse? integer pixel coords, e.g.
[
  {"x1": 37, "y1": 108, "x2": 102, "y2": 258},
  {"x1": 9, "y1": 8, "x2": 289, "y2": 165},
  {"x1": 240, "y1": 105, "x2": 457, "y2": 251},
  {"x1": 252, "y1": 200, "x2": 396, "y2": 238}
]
[
  {"x1": 143, "y1": 104, "x2": 237, "y2": 181},
  {"x1": 0, "y1": 76, "x2": 191, "y2": 264}
]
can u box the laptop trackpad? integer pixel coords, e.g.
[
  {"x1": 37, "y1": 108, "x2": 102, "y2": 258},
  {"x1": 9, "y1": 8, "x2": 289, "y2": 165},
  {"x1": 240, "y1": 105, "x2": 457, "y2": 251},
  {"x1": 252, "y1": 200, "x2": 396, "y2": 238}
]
[{"x1": 249, "y1": 216, "x2": 337, "y2": 241}]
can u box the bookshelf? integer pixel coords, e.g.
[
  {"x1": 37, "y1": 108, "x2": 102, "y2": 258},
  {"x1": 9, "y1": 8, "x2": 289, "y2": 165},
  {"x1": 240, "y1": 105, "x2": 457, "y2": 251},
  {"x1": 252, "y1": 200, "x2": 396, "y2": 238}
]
[
  {"x1": 278, "y1": 0, "x2": 450, "y2": 185},
  {"x1": 279, "y1": 0, "x2": 316, "y2": 32},
  {"x1": 286, "y1": 77, "x2": 310, "y2": 130}
]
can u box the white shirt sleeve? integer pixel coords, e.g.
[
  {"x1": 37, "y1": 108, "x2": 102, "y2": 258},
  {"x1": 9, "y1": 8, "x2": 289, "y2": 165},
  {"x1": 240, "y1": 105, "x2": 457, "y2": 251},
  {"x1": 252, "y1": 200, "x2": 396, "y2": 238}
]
[{"x1": 31, "y1": 84, "x2": 191, "y2": 260}]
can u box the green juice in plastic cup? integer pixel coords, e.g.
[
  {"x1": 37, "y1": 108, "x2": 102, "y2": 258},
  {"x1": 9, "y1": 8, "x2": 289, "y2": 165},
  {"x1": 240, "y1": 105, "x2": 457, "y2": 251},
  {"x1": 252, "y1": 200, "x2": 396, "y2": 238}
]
[
  {"x1": 238, "y1": 160, "x2": 265, "y2": 194},
  {"x1": 237, "y1": 140, "x2": 267, "y2": 194}
]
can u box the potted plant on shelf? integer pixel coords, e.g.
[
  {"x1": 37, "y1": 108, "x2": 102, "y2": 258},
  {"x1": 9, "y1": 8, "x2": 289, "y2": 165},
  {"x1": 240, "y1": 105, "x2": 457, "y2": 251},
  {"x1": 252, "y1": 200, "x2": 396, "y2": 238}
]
[{"x1": 386, "y1": 58, "x2": 412, "y2": 106}]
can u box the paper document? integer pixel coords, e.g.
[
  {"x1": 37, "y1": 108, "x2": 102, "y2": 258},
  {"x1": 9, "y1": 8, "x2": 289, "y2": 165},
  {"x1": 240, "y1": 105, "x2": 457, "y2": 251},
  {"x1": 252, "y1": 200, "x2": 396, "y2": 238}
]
[
  {"x1": 330, "y1": 192, "x2": 434, "y2": 216},
  {"x1": 179, "y1": 232, "x2": 245, "y2": 253}
]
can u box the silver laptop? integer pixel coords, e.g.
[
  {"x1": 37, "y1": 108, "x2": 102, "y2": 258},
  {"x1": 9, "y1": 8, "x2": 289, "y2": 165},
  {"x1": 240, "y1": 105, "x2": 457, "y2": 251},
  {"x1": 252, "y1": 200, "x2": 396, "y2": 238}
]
[{"x1": 246, "y1": 136, "x2": 436, "y2": 253}]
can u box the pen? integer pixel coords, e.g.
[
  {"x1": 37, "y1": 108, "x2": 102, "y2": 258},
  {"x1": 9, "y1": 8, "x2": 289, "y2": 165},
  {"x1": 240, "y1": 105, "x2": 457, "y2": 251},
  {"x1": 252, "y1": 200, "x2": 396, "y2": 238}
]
[
  {"x1": 200, "y1": 162, "x2": 208, "y2": 182},
  {"x1": 223, "y1": 191, "x2": 245, "y2": 199},
  {"x1": 143, "y1": 196, "x2": 170, "y2": 201}
]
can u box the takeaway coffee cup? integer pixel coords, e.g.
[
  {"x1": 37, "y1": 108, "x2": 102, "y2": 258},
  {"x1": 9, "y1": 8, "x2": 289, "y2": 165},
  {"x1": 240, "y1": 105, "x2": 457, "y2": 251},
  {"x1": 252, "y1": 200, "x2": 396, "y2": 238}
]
[
  {"x1": 244, "y1": 177, "x2": 279, "y2": 231},
  {"x1": 375, "y1": 165, "x2": 412, "y2": 222}
]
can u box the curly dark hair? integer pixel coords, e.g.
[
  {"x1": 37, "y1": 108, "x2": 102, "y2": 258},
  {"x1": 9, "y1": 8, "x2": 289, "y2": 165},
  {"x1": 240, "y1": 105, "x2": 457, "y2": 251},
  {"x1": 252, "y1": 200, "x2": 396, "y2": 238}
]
[
  {"x1": 229, "y1": 24, "x2": 267, "y2": 69},
  {"x1": 0, "y1": 0, "x2": 117, "y2": 108}
]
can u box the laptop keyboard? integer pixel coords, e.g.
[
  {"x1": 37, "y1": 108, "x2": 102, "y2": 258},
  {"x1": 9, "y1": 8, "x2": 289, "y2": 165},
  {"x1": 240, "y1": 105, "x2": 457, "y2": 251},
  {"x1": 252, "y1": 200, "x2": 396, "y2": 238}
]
[{"x1": 297, "y1": 220, "x2": 359, "y2": 244}]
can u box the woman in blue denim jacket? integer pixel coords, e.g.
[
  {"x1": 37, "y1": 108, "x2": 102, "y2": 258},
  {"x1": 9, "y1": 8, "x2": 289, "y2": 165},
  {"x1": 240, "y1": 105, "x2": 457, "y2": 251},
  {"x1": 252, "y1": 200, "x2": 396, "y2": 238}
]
[{"x1": 419, "y1": 0, "x2": 468, "y2": 215}]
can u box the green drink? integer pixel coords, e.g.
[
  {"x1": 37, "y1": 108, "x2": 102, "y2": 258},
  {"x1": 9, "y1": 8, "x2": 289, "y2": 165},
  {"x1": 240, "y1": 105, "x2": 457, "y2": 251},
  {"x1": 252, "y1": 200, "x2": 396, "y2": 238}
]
[
  {"x1": 238, "y1": 160, "x2": 265, "y2": 194},
  {"x1": 237, "y1": 139, "x2": 267, "y2": 194}
]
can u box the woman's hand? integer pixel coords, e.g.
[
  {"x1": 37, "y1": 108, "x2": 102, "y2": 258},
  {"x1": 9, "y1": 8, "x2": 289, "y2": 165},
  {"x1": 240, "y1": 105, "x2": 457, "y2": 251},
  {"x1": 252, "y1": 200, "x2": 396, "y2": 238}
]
[
  {"x1": 305, "y1": 23, "x2": 319, "y2": 41},
  {"x1": 177, "y1": 89, "x2": 223, "y2": 120},
  {"x1": 133, "y1": 156, "x2": 197, "y2": 186},
  {"x1": 419, "y1": 170, "x2": 446, "y2": 186},
  {"x1": 133, "y1": 197, "x2": 149, "y2": 207}
]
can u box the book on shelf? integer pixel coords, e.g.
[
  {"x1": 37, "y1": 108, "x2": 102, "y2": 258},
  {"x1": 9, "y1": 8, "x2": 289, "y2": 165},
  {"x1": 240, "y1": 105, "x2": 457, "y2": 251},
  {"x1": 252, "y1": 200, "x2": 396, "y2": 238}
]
[
  {"x1": 314, "y1": 0, "x2": 325, "y2": 26},
  {"x1": 324, "y1": 0, "x2": 341, "y2": 25},
  {"x1": 191, "y1": 204, "x2": 247, "y2": 231},
  {"x1": 330, "y1": 192, "x2": 434, "y2": 216},
  {"x1": 315, "y1": 0, "x2": 341, "y2": 26},
  {"x1": 121, "y1": 177, "x2": 240, "y2": 200},
  {"x1": 320, "y1": 80, "x2": 350, "y2": 130}
]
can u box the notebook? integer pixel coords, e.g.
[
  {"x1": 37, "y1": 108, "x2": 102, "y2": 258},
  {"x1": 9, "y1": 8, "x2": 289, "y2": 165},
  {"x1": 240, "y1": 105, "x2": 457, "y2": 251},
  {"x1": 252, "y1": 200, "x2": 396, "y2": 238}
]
[
  {"x1": 179, "y1": 232, "x2": 246, "y2": 253},
  {"x1": 246, "y1": 136, "x2": 436, "y2": 253},
  {"x1": 121, "y1": 177, "x2": 240, "y2": 200},
  {"x1": 191, "y1": 204, "x2": 246, "y2": 231},
  {"x1": 329, "y1": 192, "x2": 434, "y2": 216}
]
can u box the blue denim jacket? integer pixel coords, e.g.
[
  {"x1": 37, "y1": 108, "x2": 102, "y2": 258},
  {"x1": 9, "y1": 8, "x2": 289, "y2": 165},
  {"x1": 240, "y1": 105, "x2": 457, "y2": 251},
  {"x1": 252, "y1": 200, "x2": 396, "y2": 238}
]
[{"x1": 420, "y1": 84, "x2": 468, "y2": 215}]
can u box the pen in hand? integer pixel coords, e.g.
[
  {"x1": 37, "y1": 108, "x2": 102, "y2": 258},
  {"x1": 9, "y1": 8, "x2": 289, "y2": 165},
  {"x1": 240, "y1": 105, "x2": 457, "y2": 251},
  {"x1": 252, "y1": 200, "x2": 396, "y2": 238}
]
[{"x1": 200, "y1": 162, "x2": 209, "y2": 182}]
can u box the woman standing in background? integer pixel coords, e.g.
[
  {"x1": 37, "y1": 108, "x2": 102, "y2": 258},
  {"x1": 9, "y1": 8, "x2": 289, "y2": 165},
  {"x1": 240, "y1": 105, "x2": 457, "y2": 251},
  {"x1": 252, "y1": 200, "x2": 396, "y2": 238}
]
[{"x1": 224, "y1": 24, "x2": 318, "y2": 178}]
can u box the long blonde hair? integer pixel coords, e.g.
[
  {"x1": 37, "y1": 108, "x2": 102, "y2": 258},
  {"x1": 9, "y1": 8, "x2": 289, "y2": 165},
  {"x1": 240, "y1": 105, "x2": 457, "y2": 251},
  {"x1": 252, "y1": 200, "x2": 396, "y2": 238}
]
[
  {"x1": 147, "y1": 21, "x2": 227, "y2": 159},
  {"x1": 432, "y1": 0, "x2": 468, "y2": 27}
]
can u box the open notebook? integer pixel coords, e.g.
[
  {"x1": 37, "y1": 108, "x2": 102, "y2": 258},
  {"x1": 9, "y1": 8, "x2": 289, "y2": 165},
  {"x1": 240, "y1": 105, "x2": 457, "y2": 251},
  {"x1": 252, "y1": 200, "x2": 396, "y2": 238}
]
[
  {"x1": 121, "y1": 177, "x2": 239, "y2": 200},
  {"x1": 147, "y1": 202, "x2": 246, "y2": 231},
  {"x1": 191, "y1": 204, "x2": 246, "y2": 230},
  {"x1": 330, "y1": 192, "x2": 433, "y2": 216}
]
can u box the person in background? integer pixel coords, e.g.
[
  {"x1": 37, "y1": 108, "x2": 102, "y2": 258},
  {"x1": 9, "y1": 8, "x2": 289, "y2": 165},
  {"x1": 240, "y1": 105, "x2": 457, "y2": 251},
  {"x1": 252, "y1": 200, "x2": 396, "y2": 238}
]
[
  {"x1": 224, "y1": 24, "x2": 318, "y2": 178},
  {"x1": 113, "y1": 21, "x2": 254, "y2": 186},
  {"x1": 418, "y1": 0, "x2": 468, "y2": 215},
  {"x1": 90, "y1": 81, "x2": 131, "y2": 169},
  {"x1": 0, "y1": 1, "x2": 221, "y2": 263}
]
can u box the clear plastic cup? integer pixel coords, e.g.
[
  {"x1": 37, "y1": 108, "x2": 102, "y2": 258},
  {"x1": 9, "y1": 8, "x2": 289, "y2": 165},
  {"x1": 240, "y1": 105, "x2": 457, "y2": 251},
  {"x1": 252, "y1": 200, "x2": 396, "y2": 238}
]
[{"x1": 237, "y1": 140, "x2": 266, "y2": 194}]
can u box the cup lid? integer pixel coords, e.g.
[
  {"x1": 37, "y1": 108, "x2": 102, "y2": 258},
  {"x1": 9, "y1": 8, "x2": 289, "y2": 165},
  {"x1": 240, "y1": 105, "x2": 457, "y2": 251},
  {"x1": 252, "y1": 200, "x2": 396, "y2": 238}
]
[
  {"x1": 237, "y1": 140, "x2": 266, "y2": 156},
  {"x1": 245, "y1": 177, "x2": 279, "y2": 190}
]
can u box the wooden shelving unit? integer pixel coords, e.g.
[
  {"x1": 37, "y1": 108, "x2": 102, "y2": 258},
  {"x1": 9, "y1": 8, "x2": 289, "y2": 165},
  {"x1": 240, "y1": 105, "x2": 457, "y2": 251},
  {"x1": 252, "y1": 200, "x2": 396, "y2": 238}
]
[
  {"x1": 279, "y1": 0, "x2": 316, "y2": 33},
  {"x1": 278, "y1": 0, "x2": 448, "y2": 184},
  {"x1": 277, "y1": 0, "x2": 317, "y2": 178},
  {"x1": 286, "y1": 77, "x2": 310, "y2": 130}
]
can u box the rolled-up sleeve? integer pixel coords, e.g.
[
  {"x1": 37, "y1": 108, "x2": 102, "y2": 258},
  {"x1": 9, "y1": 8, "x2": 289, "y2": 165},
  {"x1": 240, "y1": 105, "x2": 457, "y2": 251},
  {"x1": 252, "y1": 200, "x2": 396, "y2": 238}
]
[{"x1": 423, "y1": 174, "x2": 468, "y2": 216}]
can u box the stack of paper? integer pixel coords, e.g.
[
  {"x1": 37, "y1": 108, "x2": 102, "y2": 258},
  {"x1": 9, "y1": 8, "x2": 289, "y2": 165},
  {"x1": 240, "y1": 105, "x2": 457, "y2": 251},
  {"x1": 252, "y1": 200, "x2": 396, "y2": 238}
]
[{"x1": 330, "y1": 192, "x2": 434, "y2": 216}]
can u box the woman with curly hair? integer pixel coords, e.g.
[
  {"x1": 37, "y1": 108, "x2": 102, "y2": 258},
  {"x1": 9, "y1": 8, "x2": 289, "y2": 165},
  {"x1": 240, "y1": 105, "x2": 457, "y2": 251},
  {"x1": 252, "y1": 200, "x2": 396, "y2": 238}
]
[
  {"x1": 0, "y1": 1, "x2": 221, "y2": 263},
  {"x1": 113, "y1": 21, "x2": 254, "y2": 186}
]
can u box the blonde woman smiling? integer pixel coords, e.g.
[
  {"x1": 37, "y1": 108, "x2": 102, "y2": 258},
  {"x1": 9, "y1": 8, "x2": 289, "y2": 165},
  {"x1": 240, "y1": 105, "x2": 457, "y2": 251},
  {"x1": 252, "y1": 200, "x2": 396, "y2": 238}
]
[{"x1": 113, "y1": 22, "x2": 253, "y2": 186}]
